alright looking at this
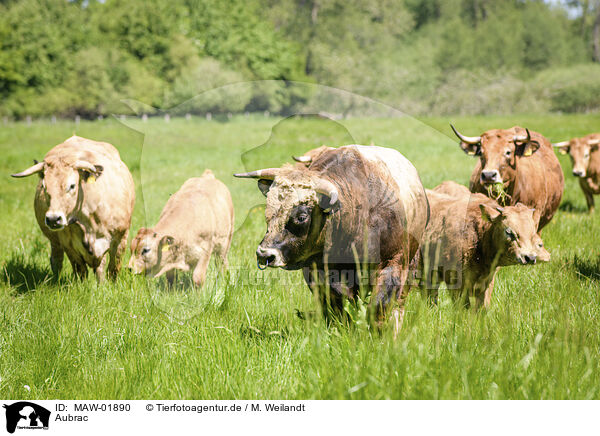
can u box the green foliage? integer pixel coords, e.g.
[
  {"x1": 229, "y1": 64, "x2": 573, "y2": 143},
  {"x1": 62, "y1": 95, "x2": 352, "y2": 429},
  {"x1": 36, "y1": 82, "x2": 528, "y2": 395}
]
[
  {"x1": 166, "y1": 57, "x2": 252, "y2": 113},
  {"x1": 535, "y1": 64, "x2": 600, "y2": 113},
  {"x1": 0, "y1": 0, "x2": 599, "y2": 118}
]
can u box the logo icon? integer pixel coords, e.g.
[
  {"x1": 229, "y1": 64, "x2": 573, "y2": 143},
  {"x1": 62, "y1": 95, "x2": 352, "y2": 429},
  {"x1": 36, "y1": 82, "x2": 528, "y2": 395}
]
[{"x1": 3, "y1": 402, "x2": 50, "y2": 434}]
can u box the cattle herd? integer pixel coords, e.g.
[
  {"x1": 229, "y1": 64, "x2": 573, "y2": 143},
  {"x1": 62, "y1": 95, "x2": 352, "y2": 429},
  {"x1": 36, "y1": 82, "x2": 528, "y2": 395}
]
[{"x1": 10, "y1": 126, "x2": 599, "y2": 334}]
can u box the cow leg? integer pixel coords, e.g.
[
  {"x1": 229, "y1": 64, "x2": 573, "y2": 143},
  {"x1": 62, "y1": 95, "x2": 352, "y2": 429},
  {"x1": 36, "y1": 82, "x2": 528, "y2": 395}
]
[
  {"x1": 107, "y1": 231, "x2": 127, "y2": 280},
  {"x1": 192, "y1": 246, "x2": 212, "y2": 288},
  {"x1": 302, "y1": 265, "x2": 347, "y2": 321},
  {"x1": 581, "y1": 181, "x2": 595, "y2": 213},
  {"x1": 482, "y1": 270, "x2": 498, "y2": 308},
  {"x1": 67, "y1": 253, "x2": 87, "y2": 280},
  {"x1": 94, "y1": 253, "x2": 108, "y2": 282},
  {"x1": 450, "y1": 285, "x2": 471, "y2": 309},
  {"x1": 214, "y1": 239, "x2": 229, "y2": 272},
  {"x1": 424, "y1": 287, "x2": 440, "y2": 306},
  {"x1": 166, "y1": 270, "x2": 176, "y2": 287},
  {"x1": 373, "y1": 260, "x2": 410, "y2": 334},
  {"x1": 50, "y1": 244, "x2": 64, "y2": 278}
]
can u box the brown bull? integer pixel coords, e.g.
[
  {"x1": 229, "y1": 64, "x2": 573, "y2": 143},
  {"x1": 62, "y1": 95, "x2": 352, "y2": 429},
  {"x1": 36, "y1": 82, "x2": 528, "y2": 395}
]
[
  {"x1": 553, "y1": 133, "x2": 600, "y2": 212},
  {"x1": 235, "y1": 145, "x2": 429, "y2": 332},
  {"x1": 421, "y1": 183, "x2": 550, "y2": 309},
  {"x1": 450, "y1": 125, "x2": 564, "y2": 231},
  {"x1": 11, "y1": 136, "x2": 135, "y2": 280}
]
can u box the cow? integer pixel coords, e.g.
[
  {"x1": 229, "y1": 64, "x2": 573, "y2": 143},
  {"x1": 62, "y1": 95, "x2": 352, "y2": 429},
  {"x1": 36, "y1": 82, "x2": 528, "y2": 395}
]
[
  {"x1": 292, "y1": 145, "x2": 335, "y2": 167},
  {"x1": 129, "y1": 170, "x2": 234, "y2": 287},
  {"x1": 234, "y1": 144, "x2": 429, "y2": 332},
  {"x1": 421, "y1": 185, "x2": 550, "y2": 309},
  {"x1": 431, "y1": 180, "x2": 470, "y2": 198},
  {"x1": 450, "y1": 125, "x2": 564, "y2": 231},
  {"x1": 11, "y1": 135, "x2": 135, "y2": 281},
  {"x1": 553, "y1": 133, "x2": 600, "y2": 212}
]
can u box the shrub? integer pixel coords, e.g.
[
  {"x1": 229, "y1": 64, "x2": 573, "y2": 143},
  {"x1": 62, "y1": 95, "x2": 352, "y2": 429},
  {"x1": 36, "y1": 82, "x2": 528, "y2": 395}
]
[{"x1": 534, "y1": 64, "x2": 600, "y2": 113}]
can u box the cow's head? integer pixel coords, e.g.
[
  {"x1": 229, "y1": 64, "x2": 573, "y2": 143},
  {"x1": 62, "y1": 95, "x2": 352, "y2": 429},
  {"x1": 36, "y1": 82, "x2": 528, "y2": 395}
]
[
  {"x1": 480, "y1": 202, "x2": 550, "y2": 266},
  {"x1": 553, "y1": 136, "x2": 600, "y2": 178},
  {"x1": 451, "y1": 125, "x2": 541, "y2": 186},
  {"x1": 234, "y1": 166, "x2": 339, "y2": 269},
  {"x1": 129, "y1": 228, "x2": 176, "y2": 275},
  {"x1": 12, "y1": 157, "x2": 103, "y2": 231}
]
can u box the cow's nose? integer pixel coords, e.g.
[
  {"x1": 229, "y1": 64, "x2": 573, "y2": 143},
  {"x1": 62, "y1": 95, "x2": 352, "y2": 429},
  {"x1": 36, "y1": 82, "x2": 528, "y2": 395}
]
[
  {"x1": 256, "y1": 246, "x2": 280, "y2": 267},
  {"x1": 572, "y1": 169, "x2": 585, "y2": 177},
  {"x1": 45, "y1": 213, "x2": 65, "y2": 229},
  {"x1": 481, "y1": 170, "x2": 499, "y2": 183},
  {"x1": 523, "y1": 254, "x2": 537, "y2": 264}
]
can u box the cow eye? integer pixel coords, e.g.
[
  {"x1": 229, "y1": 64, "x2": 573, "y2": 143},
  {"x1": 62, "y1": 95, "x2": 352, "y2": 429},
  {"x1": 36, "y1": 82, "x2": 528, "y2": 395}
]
[
  {"x1": 141, "y1": 247, "x2": 150, "y2": 256},
  {"x1": 538, "y1": 242, "x2": 543, "y2": 248},
  {"x1": 505, "y1": 228, "x2": 517, "y2": 240},
  {"x1": 584, "y1": 152, "x2": 590, "y2": 158},
  {"x1": 505, "y1": 150, "x2": 511, "y2": 157},
  {"x1": 296, "y1": 213, "x2": 309, "y2": 224},
  {"x1": 68, "y1": 183, "x2": 76, "y2": 191}
]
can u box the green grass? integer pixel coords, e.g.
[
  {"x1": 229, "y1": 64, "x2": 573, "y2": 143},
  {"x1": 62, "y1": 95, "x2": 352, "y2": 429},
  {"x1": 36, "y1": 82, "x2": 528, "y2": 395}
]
[{"x1": 1, "y1": 113, "x2": 599, "y2": 399}]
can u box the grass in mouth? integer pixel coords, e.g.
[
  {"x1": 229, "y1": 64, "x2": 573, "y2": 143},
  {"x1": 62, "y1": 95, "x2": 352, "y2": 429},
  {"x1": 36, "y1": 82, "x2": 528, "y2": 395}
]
[{"x1": 486, "y1": 182, "x2": 511, "y2": 205}]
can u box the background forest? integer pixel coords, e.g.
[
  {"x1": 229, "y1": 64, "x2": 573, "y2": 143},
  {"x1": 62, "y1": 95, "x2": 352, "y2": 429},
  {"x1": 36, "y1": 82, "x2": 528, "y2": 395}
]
[{"x1": 1, "y1": 0, "x2": 600, "y2": 118}]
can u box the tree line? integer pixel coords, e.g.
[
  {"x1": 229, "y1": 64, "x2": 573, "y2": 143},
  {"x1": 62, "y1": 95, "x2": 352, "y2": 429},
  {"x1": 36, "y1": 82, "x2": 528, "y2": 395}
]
[{"x1": 1, "y1": 0, "x2": 599, "y2": 119}]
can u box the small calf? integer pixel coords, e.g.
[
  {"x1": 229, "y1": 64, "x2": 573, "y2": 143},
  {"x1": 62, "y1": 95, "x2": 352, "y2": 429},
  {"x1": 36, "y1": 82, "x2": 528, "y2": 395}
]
[
  {"x1": 420, "y1": 188, "x2": 549, "y2": 308},
  {"x1": 129, "y1": 170, "x2": 234, "y2": 287},
  {"x1": 553, "y1": 133, "x2": 600, "y2": 212}
]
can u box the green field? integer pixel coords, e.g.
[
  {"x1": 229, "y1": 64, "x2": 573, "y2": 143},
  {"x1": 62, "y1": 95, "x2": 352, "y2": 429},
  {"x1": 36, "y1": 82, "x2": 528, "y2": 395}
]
[{"x1": 1, "y1": 113, "x2": 599, "y2": 399}]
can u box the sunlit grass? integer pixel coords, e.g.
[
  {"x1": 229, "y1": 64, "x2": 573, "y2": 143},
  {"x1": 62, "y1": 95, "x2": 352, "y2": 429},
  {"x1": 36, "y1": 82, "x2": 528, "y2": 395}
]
[{"x1": 0, "y1": 113, "x2": 599, "y2": 399}]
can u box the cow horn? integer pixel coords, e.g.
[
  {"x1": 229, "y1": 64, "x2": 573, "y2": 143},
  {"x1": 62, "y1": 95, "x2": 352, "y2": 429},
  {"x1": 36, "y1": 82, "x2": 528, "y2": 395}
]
[
  {"x1": 74, "y1": 160, "x2": 98, "y2": 174},
  {"x1": 11, "y1": 161, "x2": 44, "y2": 178},
  {"x1": 587, "y1": 138, "x2": 600, "y2": 146},
  {"x1": 292, "y1": 155, "x2": 312, "y2": 163},
  {"x1": 552, "y1": 141, "x2": 570, "y2": 148},
  {"x1": 233, "y1": 168, "x2": 280, "y2": 180},
  {"x1": 314, "y1": 178, "x2": 339, "y2": 206},
  {"x1": 450, "y1": 124, "x2": 481, "y2": 144},
  {"x1": 514, "y1": 128, "x2": 531, "y2": 143}
]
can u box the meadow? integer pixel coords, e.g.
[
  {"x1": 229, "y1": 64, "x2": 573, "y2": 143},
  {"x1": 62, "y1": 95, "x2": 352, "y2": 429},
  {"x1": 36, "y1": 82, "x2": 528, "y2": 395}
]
[{"x1": 0, "y1": 113, "x2": 599, "y2": 399}]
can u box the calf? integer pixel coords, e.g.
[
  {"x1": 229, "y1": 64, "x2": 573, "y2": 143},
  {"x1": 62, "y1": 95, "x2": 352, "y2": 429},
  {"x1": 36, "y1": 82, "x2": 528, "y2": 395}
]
[
  {"x1": 129, "y1": 170, "x2": 234, "y2": 287},
  {"x1": 553, "y1": 133, "x2": 600, "y2": 212},
  {"x1": 421, "y1": 187, "x2": 549, "y2": 308},
  {"x1": 11, "y1": 135, "x2": 135, "y2": 280}
]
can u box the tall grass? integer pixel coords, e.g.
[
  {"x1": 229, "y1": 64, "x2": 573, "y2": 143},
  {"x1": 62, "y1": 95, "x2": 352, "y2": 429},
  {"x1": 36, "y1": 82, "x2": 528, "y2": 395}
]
[{"x1": 0, "y1": 114, "x2": 599, "y2": 399}]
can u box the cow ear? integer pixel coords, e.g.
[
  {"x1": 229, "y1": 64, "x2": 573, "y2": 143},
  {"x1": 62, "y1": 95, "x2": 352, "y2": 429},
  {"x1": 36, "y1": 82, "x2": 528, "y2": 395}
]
[
  {"x1": 77, "y1": 163, "x2": 104, "y2": 182},
  {"x1": 257, "y1": 179, "x2": 273, "y2": 197},
  {"x1": 317, "y1": 192, "x2": 337, "y2": 213},
  {"x1": 480, "y1": 203, "x2": 502, "y2": 223},
  {"x1": 159, "y1": 235, "x2": 175, "y2": 253},
  {"x1": 517, "y1": 140, "x2": 540, "y2": 157},
  {"x1": 459, "y1": 141, "x2": 481, "y2": 156}
]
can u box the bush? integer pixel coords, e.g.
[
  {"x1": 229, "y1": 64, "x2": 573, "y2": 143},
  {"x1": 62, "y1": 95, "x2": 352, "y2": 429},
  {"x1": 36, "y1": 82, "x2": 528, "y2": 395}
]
[
  {"x1": 165, "y1": 57, "x2": 252, "y2": 114},
  {"x1": 534, "y1": 64, "x2": 600, "y2": 113},
  {"x1": 430, "y1": 69, "x2": 547, "y2": 116}
]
